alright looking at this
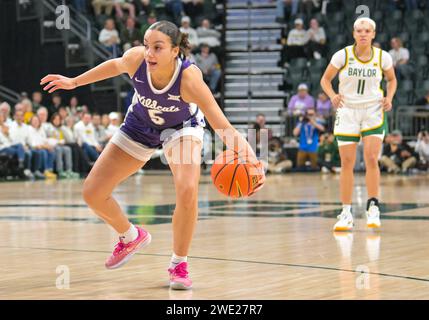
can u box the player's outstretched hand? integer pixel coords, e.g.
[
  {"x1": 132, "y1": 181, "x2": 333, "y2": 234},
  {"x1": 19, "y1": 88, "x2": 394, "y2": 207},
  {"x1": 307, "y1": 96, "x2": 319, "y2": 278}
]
[
  {"x1": 381, "y1": 97, "x2": 393, "y2": 111},
  {"x1": 40, "y1": 74, "x2": 77, "y2": 93}
]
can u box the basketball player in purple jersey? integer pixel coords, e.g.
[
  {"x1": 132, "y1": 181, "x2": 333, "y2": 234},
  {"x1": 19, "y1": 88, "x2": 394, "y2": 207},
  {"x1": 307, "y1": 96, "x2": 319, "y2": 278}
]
[{"x1": 41, "y1": 21, "x2": 265, "y2": 290}]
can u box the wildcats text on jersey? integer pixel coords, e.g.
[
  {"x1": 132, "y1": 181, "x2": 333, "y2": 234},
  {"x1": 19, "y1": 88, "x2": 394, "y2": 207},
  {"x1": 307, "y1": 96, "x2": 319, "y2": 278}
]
[{"x1": 135, "y1": 92, "x2": 180, "y2": 113}]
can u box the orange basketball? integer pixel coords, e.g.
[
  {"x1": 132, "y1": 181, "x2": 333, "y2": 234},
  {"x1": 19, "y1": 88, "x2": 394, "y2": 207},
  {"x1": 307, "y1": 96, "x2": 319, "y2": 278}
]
[{"x1": 211, "y1": 150, "x2": 263, "y2": 198}]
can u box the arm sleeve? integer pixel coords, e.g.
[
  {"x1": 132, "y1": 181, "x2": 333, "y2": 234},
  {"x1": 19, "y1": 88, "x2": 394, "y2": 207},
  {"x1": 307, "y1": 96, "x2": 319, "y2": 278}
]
[
  {"x1": 303, "y1": 31, "x2": 310, "y2": 45},
  {"x1": 316, "y1": 118, "x2": 326, "y2": 126},
  {"x1": 73, "y1": 124, "x2": 83, "y2": 144},
  {"x1": 190, "y1": 30, "x2": 199, "y2": 46},
  {"x1": 310, "y1": 96, "x2": 315, "y2": 108},
  {"x1": 288, "y1": 96, "x2": 296, "y2": 113},
  {"x1": 317, "y1": 145, "x2": 324, "y2": 159},
  {"x1": 381, "y1": 50, "x2": 393, "y2": 70},
  {"x1": 99, "y1": 30, "x2": 109, "y2": 44},
  {"x1": 0, "y1": 133, "x2": 10, "y2": 148},
  {"x1": 319, "y1": 28, "x2": 326, "y2": 42},
  {"x1": 330, "y1": 49, "x2": 346, "y2": 69},
  {"x1": 415, "y1": 140, "x2": 422, "y2": 153},
  {"x1": 24, "y1": 126, "x2": 32, "y2": 147},
  {"x1": 114, "y1": 31, "x2": 121, "y2": 44},
  {"x1": 286, "y1": 30, "x2": 296, "y2": 45},
  {"x1": 98, "y1": 30, "x2": 105, "y2": 43},
  {"x1": 382, "y1": 145, "x2": 390, "y2": 156},
  {"x1": 402, "y1": 48, "x2": 410, "y2": 61},
  {"x1": 27, "y1": 128, "x2": 37, "y2": 148}
]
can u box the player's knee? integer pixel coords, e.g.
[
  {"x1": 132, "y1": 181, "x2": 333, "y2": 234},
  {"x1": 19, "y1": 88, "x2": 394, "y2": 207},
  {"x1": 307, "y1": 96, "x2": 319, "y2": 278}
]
[
  {"x1": 82, "y1": 179, "x2": 105, "y2": 207},
  {"x1": 82, "y1": 180, "x2": 95, "y2": 206},
  {"x1": 176, "y1": 180, "x2": 199, "y2": 204},
  {"x1": 342, "y1": 163, "x2": 355, "y2": 171},
  {"x1": 340, "y1": 156, "x2": 355, "y2": 169},
  {"x1": 365, "y1": 153, "x2": 379, "y2": 167}
]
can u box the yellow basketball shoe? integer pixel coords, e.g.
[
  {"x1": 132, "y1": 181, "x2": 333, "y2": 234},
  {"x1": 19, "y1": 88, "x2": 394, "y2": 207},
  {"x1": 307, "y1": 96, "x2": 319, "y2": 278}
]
[
  {"x1": 333, "y1": 209, "x2": 354, "y2": 231},
  {"x1": 366, "y1": 205, "x2": 381, "y2": 229}
]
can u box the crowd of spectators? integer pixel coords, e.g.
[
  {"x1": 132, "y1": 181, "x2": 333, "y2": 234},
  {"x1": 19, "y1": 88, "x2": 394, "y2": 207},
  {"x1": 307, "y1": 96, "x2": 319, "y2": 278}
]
[
  {"x1": 2, "y1": 1, "x2": 226, "y2": 179},
  {"x1": 281, "y1": 17, "x2": 327, "y2": 62},
  {"x1": 6, "y1": 1, "x2": 429, "y2": 179},
  {"x1": 0, "y1": 92, "x2": 122, "y2": 180},
  {"x1": 73, "y1": 0, "x2": 225, "y2": 95}
]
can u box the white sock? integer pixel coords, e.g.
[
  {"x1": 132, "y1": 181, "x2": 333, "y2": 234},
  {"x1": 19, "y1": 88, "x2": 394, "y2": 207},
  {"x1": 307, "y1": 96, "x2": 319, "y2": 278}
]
[
  {"x1": 342, "y1": 204, "x2": 352, "y2": 214},
  {"x1": 169, "y1": 253, "x2": 187, "y2": 269},
  {"x1": 119, "y1": 224, "x2": 138, "y2": 244}
]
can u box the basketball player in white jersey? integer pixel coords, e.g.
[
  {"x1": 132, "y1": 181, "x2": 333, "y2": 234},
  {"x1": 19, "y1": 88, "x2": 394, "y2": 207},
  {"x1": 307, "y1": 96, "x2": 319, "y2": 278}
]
[{"x1": 320, "y1": 17, "x2": 397, "y2": 231}]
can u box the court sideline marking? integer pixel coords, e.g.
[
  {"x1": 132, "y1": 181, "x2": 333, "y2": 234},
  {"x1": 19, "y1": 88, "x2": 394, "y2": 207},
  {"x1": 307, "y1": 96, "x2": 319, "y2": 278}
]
[{"x1": 0, "y1": 245, "x2": 428, "y2": 283}]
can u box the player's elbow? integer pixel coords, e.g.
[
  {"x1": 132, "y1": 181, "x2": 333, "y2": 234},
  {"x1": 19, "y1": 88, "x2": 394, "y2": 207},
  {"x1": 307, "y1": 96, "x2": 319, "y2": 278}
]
[
  {"x1": 320, "y1": 76, "x2": 328, "y2": 88},
  {"x1": 387, "y1": 75, "x2": 397, "y2": 84}
]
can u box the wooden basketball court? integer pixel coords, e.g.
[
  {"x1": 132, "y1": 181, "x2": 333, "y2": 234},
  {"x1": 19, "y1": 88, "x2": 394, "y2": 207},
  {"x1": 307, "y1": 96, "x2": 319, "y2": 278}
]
[{"x1": 0, "y1": 172, "x2": 428, "y2": 299}]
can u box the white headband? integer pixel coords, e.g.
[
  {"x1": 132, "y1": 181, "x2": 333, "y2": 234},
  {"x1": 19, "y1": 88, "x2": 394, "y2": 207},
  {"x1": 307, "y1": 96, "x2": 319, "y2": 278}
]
[{"x1": 354, "y1": 17, "x2": 376, "y2": 31}]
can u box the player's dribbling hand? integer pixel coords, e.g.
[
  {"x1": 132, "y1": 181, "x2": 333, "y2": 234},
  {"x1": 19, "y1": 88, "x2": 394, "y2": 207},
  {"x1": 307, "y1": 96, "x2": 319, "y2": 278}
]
[
  {"x1": 381, "y1": 97, "x2": 393, "y2": 111},
  {"x1": 40, "y1": 74, "x2": 77, "y2": 93},
  {"x1": 248, "y1": 160, "x2": 266, "y2": 196},
  {"x1": 331, "y1": 94, "x2": 344, "y2": 108}
]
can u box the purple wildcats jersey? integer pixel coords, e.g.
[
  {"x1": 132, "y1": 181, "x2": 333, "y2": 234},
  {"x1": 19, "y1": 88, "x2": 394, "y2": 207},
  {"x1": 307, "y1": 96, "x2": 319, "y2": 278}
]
[
  {"x1": 128, "y1": 58, "x2": 200, "y2": 130},
  {"x1": 120, "y1": 58, "x2": 206, "y2": 148}
]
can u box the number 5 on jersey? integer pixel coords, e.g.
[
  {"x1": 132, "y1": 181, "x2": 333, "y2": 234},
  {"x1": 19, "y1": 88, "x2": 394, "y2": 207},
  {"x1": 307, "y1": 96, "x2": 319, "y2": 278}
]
[{"x1": 148, "y1": 109, "x2": 165, "y2": 125}]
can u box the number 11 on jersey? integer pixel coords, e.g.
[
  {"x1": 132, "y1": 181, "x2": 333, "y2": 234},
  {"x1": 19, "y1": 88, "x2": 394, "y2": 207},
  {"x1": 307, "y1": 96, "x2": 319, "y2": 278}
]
[{"x1": 357, "y1": 79, "x2": 366, "y2": 95}]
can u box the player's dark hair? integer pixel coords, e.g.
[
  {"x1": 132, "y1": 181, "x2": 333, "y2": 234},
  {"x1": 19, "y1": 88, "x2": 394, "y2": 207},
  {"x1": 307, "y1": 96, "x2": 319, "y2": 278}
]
[{"x1": 148, "y1": 20, "x2": 191, "y2": 59}]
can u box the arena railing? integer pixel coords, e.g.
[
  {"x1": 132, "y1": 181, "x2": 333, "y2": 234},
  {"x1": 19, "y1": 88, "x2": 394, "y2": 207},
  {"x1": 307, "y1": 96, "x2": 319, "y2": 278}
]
[
  {"x1": 41, "y1": 0, "x2": 132, "y2": 111},
  {"x1": 395, "y1": 105, "x2": 429, "y2": 140},
  {"x1": 0, "y1": 86, "x2": 20, "y2": 105}
]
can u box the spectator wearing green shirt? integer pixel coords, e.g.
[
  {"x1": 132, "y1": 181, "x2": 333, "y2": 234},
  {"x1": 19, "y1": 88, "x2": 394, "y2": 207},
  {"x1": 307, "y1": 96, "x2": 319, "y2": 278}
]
[{"x1": 318, "y1": 133, "x2": 341, "y2": 173}]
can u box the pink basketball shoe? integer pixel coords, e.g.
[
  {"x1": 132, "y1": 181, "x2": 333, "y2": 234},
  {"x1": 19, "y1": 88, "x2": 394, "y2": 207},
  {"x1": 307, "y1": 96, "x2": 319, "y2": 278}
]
[
  {"x1": 168, "y1": 262, "x2": 192, "y2": 290},
  {"x1": 105, "y1": 226, "x2": 151, "y2": 269}
]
